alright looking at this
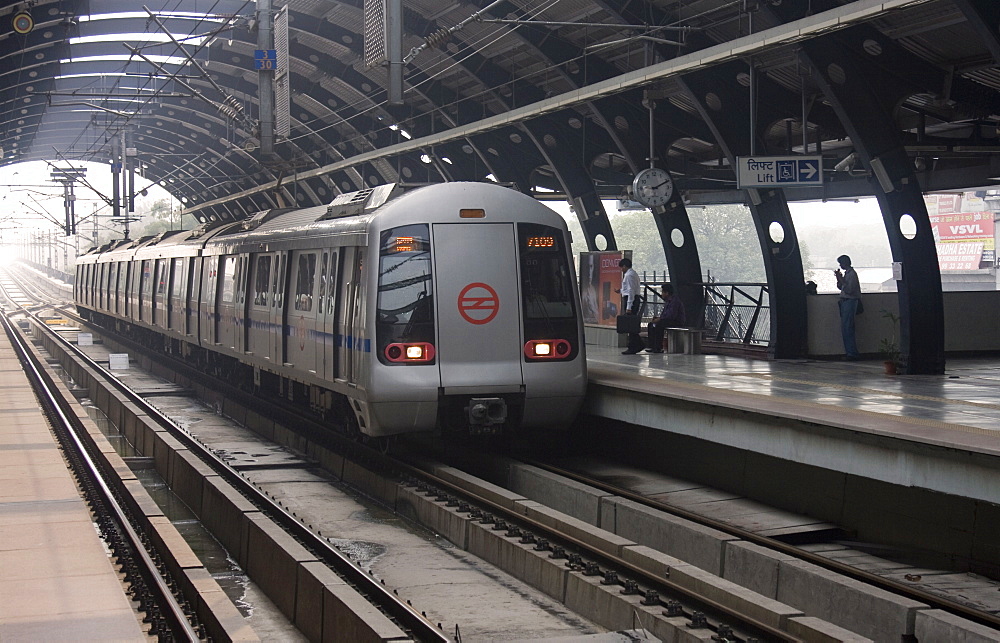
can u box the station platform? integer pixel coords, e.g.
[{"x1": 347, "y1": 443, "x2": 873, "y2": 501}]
[
  {"x1": 585, "y1": 346, "x2": 1000, "y2": 499},
  {"x1": 0, "y1": 331, "x2": 145, "y2": 640},
  {"x1": 583, "y1": 346, "x2": 1000, "y2": 569}
]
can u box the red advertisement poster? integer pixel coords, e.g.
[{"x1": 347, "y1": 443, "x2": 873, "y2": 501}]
[
  {"x1": 925, "y1": 192, "x2": 996, "y2": 269},
  {"x1": 579, "y1": 251, "x2": 626, "y2": 326}
]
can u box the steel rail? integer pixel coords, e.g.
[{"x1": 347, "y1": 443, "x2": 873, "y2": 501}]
[
  {"x1": 527, "y1": 458, "x2": 1000, "y2": 632},
  {"x1": 387, "y1": 447, "x2": 800, "y2": 643},
  {"x1": 30, "y1": 301, "x2": 450, "y2": 642}
]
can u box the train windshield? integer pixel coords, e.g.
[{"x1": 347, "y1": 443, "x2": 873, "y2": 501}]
[
  {"x1": 376, "y1": 224, "x2": 435, "y2": 363},
  {"x1": 518, "y1": 223, "x2": 575, "y2": 320}
]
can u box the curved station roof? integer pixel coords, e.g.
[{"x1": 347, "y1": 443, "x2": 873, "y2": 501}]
[{"x1": 1, "y1": 0, "x2": 999, "y2": 226}]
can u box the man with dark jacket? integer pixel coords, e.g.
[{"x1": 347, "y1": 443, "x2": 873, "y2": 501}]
[
  {"x1": 645, "y1": 284, "x2": 686, "y2": 353},
  {"x1": 835, "y1": 254, "x2": 862, "y2": 361}
]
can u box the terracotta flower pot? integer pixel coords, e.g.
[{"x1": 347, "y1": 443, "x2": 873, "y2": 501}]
[{"x1": 883, "y1": 360, "x2": 897, "y2": 375}]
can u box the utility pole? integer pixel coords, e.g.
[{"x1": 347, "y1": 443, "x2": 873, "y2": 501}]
[
  {"x1": 257, "y1": 0, "x2": 275, "y2": 156},
  {"x1": 50, "y1": 166, "x2": 86, "y2": 236}
]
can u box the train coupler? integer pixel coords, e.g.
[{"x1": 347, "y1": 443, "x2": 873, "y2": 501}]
[{"x1": 466, "y1": 397, "x2": 507, "y2": 434}]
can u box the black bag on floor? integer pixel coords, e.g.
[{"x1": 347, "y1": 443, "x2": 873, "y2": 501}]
[{"x1": 616, "y1": 314, "x2": 641, "y2": 334}]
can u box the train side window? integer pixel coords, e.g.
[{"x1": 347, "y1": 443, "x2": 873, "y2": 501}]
[
  {"x1": 253, "y1": 255, "x2": 271, "y2": 307},
  {"x1": 141, "y1": 260, "x2": 152, "y2": 296},
  {"x1": 171, "y1": 258, "x2": 184, "y2": 298},
  {"x1": 294, "y1": 253, "x2": 317, "y2": 312},
  {"x1": 221, "y1": 257, "x2": 237, "y2": 304},
  {"x1": 156, "y1": 260, "x2": 168, "y2": 297},
  {"x1": 205, "y1": 258, "x2": 218, "y2": 304}
]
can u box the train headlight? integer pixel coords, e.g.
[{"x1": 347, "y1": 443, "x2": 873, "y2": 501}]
[
  {"x1": 524, "y1": 339, "x2": 571, "y2": 360},
  {"x1": 385, "y1": 342, "x2": 436, "y2": 363}
]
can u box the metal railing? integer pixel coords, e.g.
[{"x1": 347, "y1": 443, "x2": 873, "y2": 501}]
[{"x1": 699, "y1": 282, "x2": 770, "y2": 345}]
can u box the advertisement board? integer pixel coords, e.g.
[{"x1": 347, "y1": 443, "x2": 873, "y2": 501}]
[
  {"x1": 579, "y1": 251, "x2": 628, "y2": 327},
  {"x1": 925, "y1": 192, "x2": 996, "y2": 270}
]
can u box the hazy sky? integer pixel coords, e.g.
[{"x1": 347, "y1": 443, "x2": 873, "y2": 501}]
[{"x1": 0, "y1": 160, "x2": 175, "y2": 244}]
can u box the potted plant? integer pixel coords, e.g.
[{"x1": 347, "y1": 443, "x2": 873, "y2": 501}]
[{"x1": 879, "y1": 309, "x2": 901, "y2": 374}]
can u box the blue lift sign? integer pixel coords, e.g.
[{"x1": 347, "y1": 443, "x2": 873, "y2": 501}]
[{"x1": 736, "y1": 156, "x2": 823, "y2": 188}]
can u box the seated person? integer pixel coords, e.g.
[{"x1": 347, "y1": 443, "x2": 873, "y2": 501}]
[{"x1": 646, "y1": 284, "x2": 686, "y2": 353}]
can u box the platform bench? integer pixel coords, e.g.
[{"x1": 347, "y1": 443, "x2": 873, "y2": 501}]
[{"x1": 665, "y1": 327, "x2": 702, "y2": 354}]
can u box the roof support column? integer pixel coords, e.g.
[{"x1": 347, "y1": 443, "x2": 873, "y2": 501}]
[
  {"x1": 801, "y1": 37, "x2": 945, "y2": 375},
  {"x1": 953, "y1": 0, "x2": 1000, "y2": 63},
  {"x1": 520, "y1": 118, "x2": 616, "y2": 251},
  {"x1": 679, "y1": 63, "x2": 808, "y2": 359}
]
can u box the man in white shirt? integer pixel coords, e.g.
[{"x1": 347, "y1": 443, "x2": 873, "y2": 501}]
[{"x1": 616, "y1": 258, "x2": 644, "y2": 354}]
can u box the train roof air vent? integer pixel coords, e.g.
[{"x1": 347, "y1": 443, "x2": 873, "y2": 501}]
[
  {"x1": 319, "y1": 183, "x2": 403, "y2": 220},
  {"x1": 240, "y1": 208, "x2": 294, "y2": 231}
]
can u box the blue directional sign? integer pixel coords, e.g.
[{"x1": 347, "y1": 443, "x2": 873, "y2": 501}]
[
  {"x1": 254, "y1": 49, "x2": 277, "y2": 70},
  {"x1": 736, "y1": 156, "x2": 823, "y2": 188}
]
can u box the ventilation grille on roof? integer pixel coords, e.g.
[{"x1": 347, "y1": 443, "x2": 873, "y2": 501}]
[{"x1": 320, "y1": 183, "x2": 402, "y2": 220}]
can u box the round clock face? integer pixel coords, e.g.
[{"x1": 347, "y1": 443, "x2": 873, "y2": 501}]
[{"x1": 632, "y1": 168, "x2": 673, "y2": 207}]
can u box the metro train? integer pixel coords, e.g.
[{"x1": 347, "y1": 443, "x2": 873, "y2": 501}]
[{"x1": 74, "y1": 182, "x2": 587, "y2": 438}]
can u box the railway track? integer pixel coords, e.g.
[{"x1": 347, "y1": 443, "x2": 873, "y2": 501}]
[
  {"x1": 2, "y1": 267, "x2": 453, "y2": 641},
  {"x1": 9, "y1": 263, "x2": 999, "y2": 641}
]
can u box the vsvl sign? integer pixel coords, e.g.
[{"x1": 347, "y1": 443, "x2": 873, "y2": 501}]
[{"x1": 736, "y1": 156, "x2": 823, "y2": 188}]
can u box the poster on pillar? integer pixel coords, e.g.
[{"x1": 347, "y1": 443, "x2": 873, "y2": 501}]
[
  {"x1": 925, "y1": 192, "x2": 996, "y2": 270},
  {"x1": 578, "y1": 251, "x2": 627, "y2": 327}
]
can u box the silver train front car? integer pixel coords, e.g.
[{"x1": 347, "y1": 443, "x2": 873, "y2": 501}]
[{"x1": 74, "y1": 182, "x2": 588, "y2": 438}]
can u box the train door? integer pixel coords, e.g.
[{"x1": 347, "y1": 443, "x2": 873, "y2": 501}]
[
  {"x1": 124, "y1": 262, "x2": 133, "y2": 319},
  {"x1": 98, "y1": 264, "x2": 106, "y2": 310},
  {"x1": 107, "y1": 263, "x2": 115, "y2": 311},
  {"x1": 217, "y1": 256, "x2": 238, "y2": 350},
  {"x1": 247, "y1": 253, "x2": 273, "y2": 359},
  {"x1": 201, "y1": 256, "x2": 219, "y2": 345},
  {"x1": 235, "y1": 255, "x2": 249, "y2": 354},
  {"x1": 108, "y1": 263, "x2": 118, "y2": 314},
  {"x1": 168, "y1": 258, "x2": 183, "y2": 331},
  {"x1": 337, "y1": 247, "x2": 365, "y2": 384},
  {"x1": 154, "y1": 259, "x2": 169, "y2": 327},
  {"x1": 139, "y1": 260, "x2": 153, "y2": 323},
  {"x1": 287, "y1": 251, "x2": 319, "y2": 373},
  {"x1": 319, "y1": 249, "x2": 340, "y2": 381},
  {"x1": 432, "y1": 223, "x2": 522, "y2": 389},
  {"x1": 269, "y1": 252, "x2": 287, "y2": 364},
  {"x1": 185, "y1": 257, "x2": 198, "y2": 336},
  {"x1": 105, "y1": 264, "x2": 113, "y2": 311}
]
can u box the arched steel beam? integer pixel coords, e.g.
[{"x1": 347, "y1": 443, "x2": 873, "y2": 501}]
[
  {"x1": 799, "y1": 30, "x2": 946, "y2": 374},
  {"x1": 678, "y1": 60, "x2": 809, "y2": 359},
  {"x1": 954, "y1": 0, "x2": 1000, "y2": 63}
]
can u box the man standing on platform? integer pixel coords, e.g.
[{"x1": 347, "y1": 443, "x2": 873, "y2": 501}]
[
  {"x1": 616, "y1": 258, "x2": 644, "y2": 354},
  {"x1": 835, "y1": 254, "x2": 862, "y2": 361},
  {"x1": 645, "y1": 284, "x2": 686, "y2": 353}
]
